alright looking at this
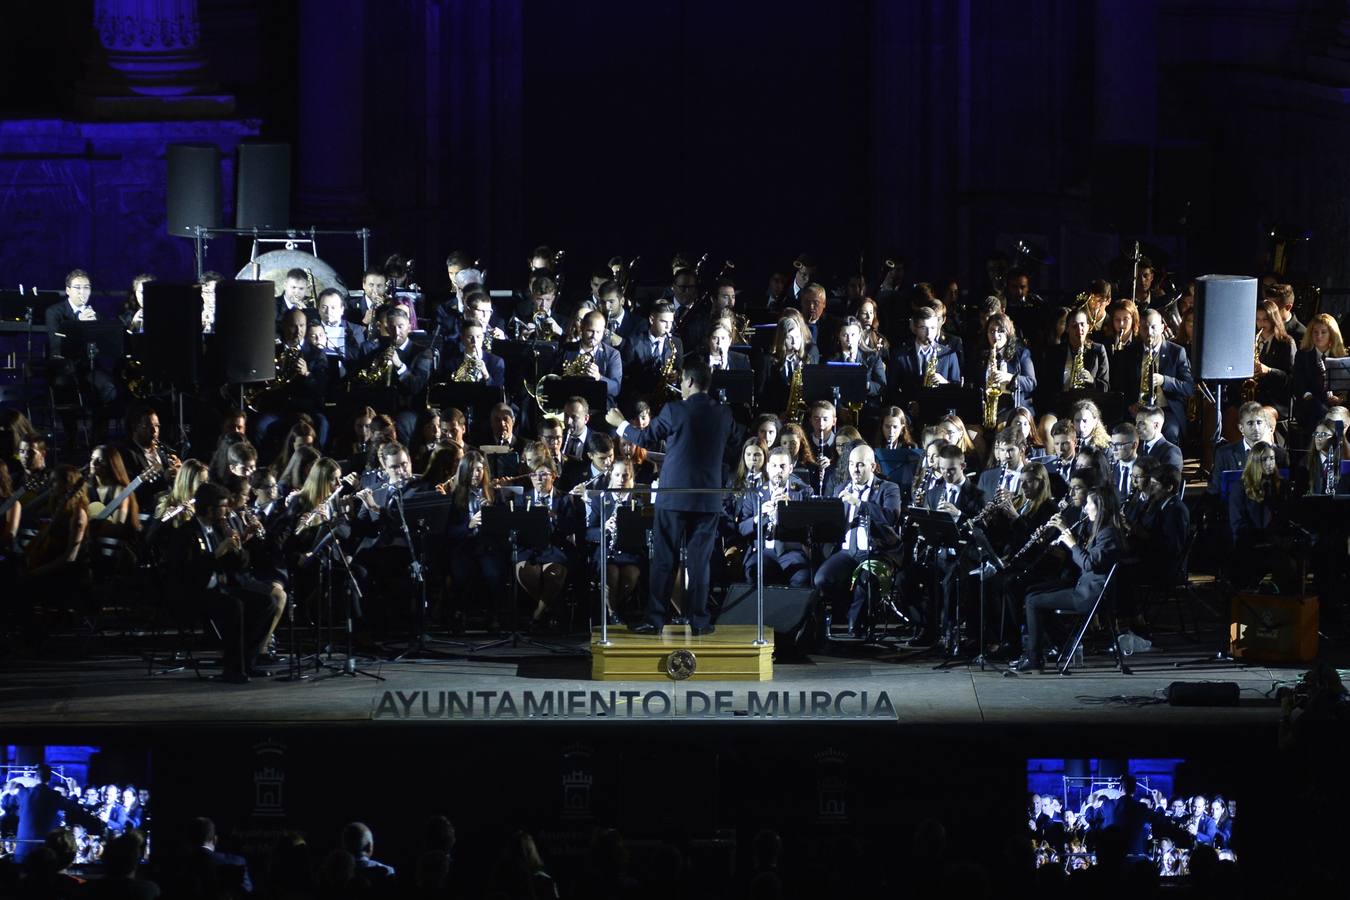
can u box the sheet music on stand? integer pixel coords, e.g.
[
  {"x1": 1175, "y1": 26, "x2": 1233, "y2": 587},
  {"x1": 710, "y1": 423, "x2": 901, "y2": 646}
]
[{"x1": 1323, "y1": 356, "x2": 1350, "y2": 392}]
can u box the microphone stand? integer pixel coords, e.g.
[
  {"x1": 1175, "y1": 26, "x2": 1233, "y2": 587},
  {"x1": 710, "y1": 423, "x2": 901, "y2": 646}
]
[
  {"x1": 386, "y1": 480, "x2": 474, "y2": 660},
  {"x1": 308, "y1": 515, "x2": 384, "y2": 681}
]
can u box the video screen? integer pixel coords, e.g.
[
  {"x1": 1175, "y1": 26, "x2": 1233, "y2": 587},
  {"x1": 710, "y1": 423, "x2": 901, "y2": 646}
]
[
  {"x1": 1027, "y1": 758, "x2": 1237, "y2": 876},
  {"x1": 1, "y1": 744, "x2": 152, "y2": 866}
]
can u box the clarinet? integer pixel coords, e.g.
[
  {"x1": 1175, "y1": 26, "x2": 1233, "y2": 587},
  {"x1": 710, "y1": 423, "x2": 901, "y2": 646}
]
[{"x1": 1003, "y1": 496, "x2": 1076, "y2": 568}]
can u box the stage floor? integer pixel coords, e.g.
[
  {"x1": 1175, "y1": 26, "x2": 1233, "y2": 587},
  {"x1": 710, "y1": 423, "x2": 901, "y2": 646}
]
[{"x1": 0, "y1": 623, "x2": 1306, "y2": 732}]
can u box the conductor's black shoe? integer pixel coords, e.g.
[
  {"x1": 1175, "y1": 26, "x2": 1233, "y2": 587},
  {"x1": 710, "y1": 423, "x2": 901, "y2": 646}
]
[
  {"x1": 691, "y1": 625, "x2": 716, "y2": 636},
  {"x1": 605, "y1": 613, "x2": 624, "y2": 627},
  {"x1": 671, "y1": 615, "x2": 690, "y2": 626},
  {"x1": 1010, "y1": 655, "x2": 1044, "y2": 673},
  {"x1": 632, "y1": 623, "x2": 661, "y2": 635}
]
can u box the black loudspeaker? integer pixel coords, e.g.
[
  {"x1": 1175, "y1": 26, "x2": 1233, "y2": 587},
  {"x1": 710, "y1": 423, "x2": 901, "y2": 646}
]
[
  {"x1": 1166, "y1": 681, "x2": 1240, "y2": 707},
  {"x1": 1090, "y1": 143, "x2": 1149, "y2": 234},
  {"x1": 143, "y1": 283, "x2": 204, "y2": 388},
  {"x1": 165, "y1": 144, "x2": 222, "y2": 237},
  {"x1": 215, "y1": 280, "x2": 277, "y2": 384},
  {"x1": 716, "y1": 585, "x2": 818, "y2": 658},
  {"x1": 1195, "y1": 275, "x2": 1257, "y2": 380},
  {"x1": 236, "y1": 142, "x2": 291, "y2": 228}
]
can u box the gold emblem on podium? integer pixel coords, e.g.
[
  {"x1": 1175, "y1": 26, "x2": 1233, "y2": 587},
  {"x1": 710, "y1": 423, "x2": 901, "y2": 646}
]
[{"x1": 665, "y1": 649, "x2": 697, "y2": 680}]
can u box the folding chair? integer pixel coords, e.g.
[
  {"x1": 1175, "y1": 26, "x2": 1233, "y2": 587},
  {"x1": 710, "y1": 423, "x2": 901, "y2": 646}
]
[{"x1": 1053, "y1": 564, "x2": 1130, "y2": 675}]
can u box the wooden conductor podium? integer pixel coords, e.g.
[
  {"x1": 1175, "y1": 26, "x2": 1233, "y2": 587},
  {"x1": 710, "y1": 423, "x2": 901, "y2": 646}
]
[{"x1": 591, "y1": 625, "x2": 773, "y2": 681}]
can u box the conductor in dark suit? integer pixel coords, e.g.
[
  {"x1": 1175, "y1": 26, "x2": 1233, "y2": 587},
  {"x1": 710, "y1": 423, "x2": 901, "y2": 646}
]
[
  {"x1": 608, "y1": 360, "x2": 733, "y2": 634},
  {"x1": 4, "y1": 765, "x2": 103, "y2": 862}
]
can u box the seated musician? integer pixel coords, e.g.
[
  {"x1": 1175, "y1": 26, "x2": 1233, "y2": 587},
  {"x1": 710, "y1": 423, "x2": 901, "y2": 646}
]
[
  {"x1": 1067, "y1": 399, "x2": 1110, "y2": 453},
  {"x1": 1209, "y1": 402, "x2": 1288, "y2": 496},
  {"x1": 485, "y1": 403, "x2": 519, "y2": 452},
  {"x1": 729, "y1": 438, "x2": 767, "y2": 494},
  {"x1": 410, "y1": 408, "x2": 445, "y2": 474},
  {"x1": 514, "y1": 271, "x2": 565, "y2": 341},
  {"x1": 799, "y1": 283, "x2": 841, "y2": 356},
  {"x1": 44, "y1": 269, "x2": 117, "y2": 441},
  {"x1": 779, "y1": 422, "x2": 820, "y2": 486},
  {"x1": 888, "y1": 306, "x2": 961, "y2": 400},
  {"x1": 274, "y1": 268, "x2": 319, "y2": 324},
  {"x1": 693, "y1": 320, "x2": 752, "y2": 373},
  {"x1": 916, "y1": 444, "x2": 987, "y2": 645},
  {"x1": 1009, "y1": 407, "x2": 1048, "y2": 460},
  {"x1": 22, "y1": 464, "x2": 90, "y2": 585},
  {"x1": 936, "y1": 413, "x2": 985, "y2": 472},
  {"x1": 1228, "y1": 441, "x2": 1298, "y2": 592},
  {"x1": 757, "y1": 314, "x2": 818, "y2": 415},
  {"x1": 560, "y1": 310, "x2": 623, "y2": 403},
  {"x1": 856, "y1": 298, "x2": 890, "y2": 358},
  {"x1": 515, "y1": 460, "x2": 571, "y2": 629},
  {"x1": 561, "y1": 433, "x2": 615, "y2": 496},
  {"x1": 1134, "y1": 406, "x2": 1184, "y2": 470},
  {"x1": 560, "y1": 397, "x2": 593, "y2": 464},
  {"x1": 150, "y1": 459, "x2": 209, "y2": 531},
  {"x1": 0, "y1": 467, "x2": 19, "y2": 555},
  {"x1": 976, "y1": 428, "x2": 1029, "y2": 500},
  {"x1": 266, "y1": 420, "x2": 314, "y2": 480},
  {"x1": 1251, "y1": 299, "x2": 1297, "y2": 421},
  {"x1": 447, "y1": 450, "x2": 506, "y2": 605},
  {"x1": 15, "y1": 433, "x2": 50, "y2": 504},
  {"x1": 1036, "y1": 306, "x2": 1112, "y2": 404},
  {"x1": 253, "y1": 309, "x2": 330, "y2": 449},
  {"x1": 1106, "y1": 423, "x2": 1140, "y2": 498},
  {"x1": 814, "y1": 443, "x2": 903, "y2": 636},
  {"x1": 537, "y1": 413, "x2": 566, "y2": 463},
  {"x1": 599, "y1": 279, "x2": 638, "y2": 349},
  {"x1": 1012, "y1": 488, "x2": 1123, "y2": 672},
  {"x1": 1298, "y1": 416, "x2": 1350, "y2": 496},
  {"x1": 276, "y1": 445, "x2": 320, "y2": 496},
  {"x1": 441, "y1": 319, "x2": 505, "y2": 388},
  {"x1": 315, "y1": 287, "x2": 365, "y2": 372},
  {"x1": 173, "y1": 481, "x2": 284, "y2": 683},
  {"x1": 830, "y1": 317, "x2": 888, "y2": 405},
  {"x1": 805, "y1": 399, "x2": 840, "y2": 475},
  {"x1": 1119, "y1": 463, "x2": 1189, "y2": 630},
  {"x1": 1292, "y1": 314, "x2": 1347, "y2": 427},
  {"x1": 1044, "y1": 421, "x2": 1077, "y2": 484},
  {"x1": 584, "y1": 457, "x2": 648, "y2": 624},
  {"x1": 87, "y1": 445, "x2": 141, "y2": 534},
  {"x1": 875, "y1": 406, "x2": 921, "y2": 498},
  {"x1": 1128, "y1": 309, "x2": 1195, "y2": 444},
  {"x1": 621, "y1": 301, "x2": 683, "y2": 404},
  {"x1": 1103, "y1": 299, "x2": 1143, "y2": 396},
  {"x1": 973, "y1": 312, "x2": 1037, "y2": 419},
  {"x1": 736, "y1": 445, "x2": 815, "y2": 588},
  {"x1": 351, "y1": 305, "x2": 433, "y2": 445}
]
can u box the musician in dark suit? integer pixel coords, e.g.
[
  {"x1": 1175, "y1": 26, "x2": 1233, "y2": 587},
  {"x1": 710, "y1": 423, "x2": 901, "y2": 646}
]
[
  {"x1": 1039, "y1": 308, "x2": 1109, "y2": 406},
  {"x1": 255, "y1": 308, "x2": 331, "y2": 448},
  {"x1": 316, "y1": 288, "x2": 366, "y2": 365},
  {"x1": 1128, "y1": 309, "x2": 1195, "y2": 444},
  {"x1": 274, "y1": 268, "x2": 320, "y2": 324},
  {"x1": 1207, "y1": 402, "x2": 1288, "y2": 496},
  {"x1": 352, "y1": 305, "x2": 433, "y2": 445},
  {"x1": 918, "y1": 444, "x2": 987, "y2": 644},
  {"x1": 971, "y1": 313, "x2": 1038, "y2": 419},
  {"x1": 44, "y1": 269, "x2": 117, "y2": 437},
  {"x1": 799, "y1": 283, "x2": 842, "y2": 357},
  {"x1": 1135, "y1": 407, "x2": 1184, "y2": 470},
  {"x1": 737, "y1": 445, "x2": 816, "y2": 587},
  {"x1": 608, "y1": 360, "x2": 733, "y2": 634},
  {"x1": 600, "y1": 280, "x2": 642, "y2": 348},
  {"x1": 1292, "y1": 314, "x2": 1347, "y2": 427},
  {"x1": 690, "y1": 320, "x2": 752, "y2": 373},
  {"x1": 621, "y1": 301, "x2": 684, "y2": 401},
  {"x1": 829, "y1": 317, "x2": 888, "y2": 401},
  {"x1": 560, "y1": 310, "x2": 623, "y2": 403},
  {"x1": 1227, "y1": 442, "x2": 1298, "y2": 590},
  {"x1": 888, "y1": 306, "x2": 962, "y2": 400},
  {"x1": 757, "y1": 315, "x2": 820, "y2": 415},
  {"x1": 440, "y1": 320, "x2": 506, "y2": 388},
  {"x1": 1012, "y1": 487, "x2": 1123, "y2": 671},
  {"x1": 813, "y1": 444, "x2": 903, "y2": 634},
  {"x1": 1252, "y1": 299, "x2": 1297, "y2": 419},
  {"x1": 4, "y1": 766, "x2": 103, "y2": 863}
]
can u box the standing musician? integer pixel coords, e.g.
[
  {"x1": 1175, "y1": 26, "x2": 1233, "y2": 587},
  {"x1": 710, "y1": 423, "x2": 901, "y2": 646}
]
[
  {"x1": 255, "y1": 309, "x2": 331, "y2": 449},
  {"x1": 1103, "y1": 299, "x2": 1142, "y2": 392},
  {"x1": 584, "y1": 457, "x2": 647, "y2": 624},
  {"x1": 175, "y1": 481, "x2": 284, "y2": 683},
  {"x1": 973, "y1": 313, "x2": 1037, "y2": 421},
  {"x1": 1128, "y1": 309, "x2": 1195, "y2": 444},
  {"x1": 352, "y1": 306, "x2": 433, "y2": 446},
  {"x1": 736, "y1": 445, "x2": 815, "y2": 588},
  {"x1": 621, "y1": 301, "x2": 684, "y2": 404},
  {"x1": 607, "y1": 360, "x2": 733, "y2": 635},
  {"x1": 758, "y1": 315, "x2": 819, "y2": 417},
  {"x1": 1041, "y1": 307, "x2": 1109, "y2": 407},
  {"x1": 1292, "y1": 314, "x2": 1347, "y2": 428},
  {"x1": 830, "y1": 317, "x2": 888, "y2": 403},
  {"x1": 1251, "y1": 299, "x2": 1297, "y2": 420},
  {"x1": 559, "y1": 310, "x2": 623, "y2": 404},
  {"x1": 813, "y1": 443, "x2": 902, "y2": 635},
  {"x1": 515, "y1": 459, "x2": 571, "y2": 629},
  {"x1": 1012, "y1": 488, "x2": 1123, "y2": 672},
  {"x1": 889, "y1": 306, "x2": 961, "y2": 401},
  {"x1": 442, "y1": 320, "x2": 506, "y2": 388}
]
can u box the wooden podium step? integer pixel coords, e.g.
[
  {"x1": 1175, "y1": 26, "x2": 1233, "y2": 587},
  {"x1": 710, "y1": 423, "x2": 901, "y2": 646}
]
[{"x1": 590, "y1": 625, "x2": 774, "y2": 681}]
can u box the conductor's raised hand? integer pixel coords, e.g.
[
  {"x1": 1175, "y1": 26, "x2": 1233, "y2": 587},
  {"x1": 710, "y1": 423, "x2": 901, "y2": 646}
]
[{"x1": 604, "y1": 408, "x2": 627, "y2": 429}]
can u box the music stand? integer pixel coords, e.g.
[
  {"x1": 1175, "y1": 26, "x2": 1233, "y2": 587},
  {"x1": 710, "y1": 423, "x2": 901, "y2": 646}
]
[
  {"x1": 776, "y1": 498, "x2": 846, "y2": 639},
  {"x1": 914, "y1": 387, "x2": 982, "y2": 429},
  {"x1": 65, "y1": 320, "x2": 125, "y2": 371},
  {"x1": 875, "y1": 447, "x2": 921, "y2": 482},
  {"x1": 429, "y1": 382, "x2": 504, "y2": 439},
  {"x1": 803, "y1": 362, "x2": 867, "y2": 414},
  {"x1": 613, "y1": 503, "x2": 654, "y2": 554},
  {"x1": 537, "y1": 376, "x2": 607, "y2": 418},
  {"x1": 483, "y1": 448, "x2": 520, "y2": 480},
  {"x1": 493, "y1": 338, "x2": 560, "y2": 407},
  {"x1": 905, "y1": 508, "x2": 970, "y2": 665},
  {"x1": 710, "y1": 369, "x2": 754, "y2": 406},
  {"x1": 383, "y1": 491, "x2": 474, "y2": 660},
  {"x1": 476, "y1": 505, "x2": 584, "y2": 654}
]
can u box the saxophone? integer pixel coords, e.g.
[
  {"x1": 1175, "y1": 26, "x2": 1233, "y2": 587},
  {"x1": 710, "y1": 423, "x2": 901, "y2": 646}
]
[
  {"x1": 659, "y1": 341, "x2": 680, "y2": 396},
  {"x1": 1139, "y1": 346, "x2": 1159, "y2": 407},
  {"x1": 784, "y1": 356, "x2": 805, "y2": 422},
  {"x1": 1069, "y1": 341, "x2": 1091, "y2": 389},
  {"x1": 1240, "y1": 333, "x2": 1260, "y2": 402},
  {"x1": 922, "y1": 348, "x2": 939, "y2": 387},
  {"x1": 243, "y1": 342, "x2": 304, "y2": 408},
  {"x1": 357, "y1": 342, "x2": 397, "y2": 386},
  {"x1": 982, "y1": 350, "x2": 1004, "y2": 429}
]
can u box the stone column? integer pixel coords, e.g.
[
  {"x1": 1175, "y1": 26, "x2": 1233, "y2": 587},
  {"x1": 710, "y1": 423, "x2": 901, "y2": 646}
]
[{"x1": 79, "y1": 0, "x2": 233, "y2": 117}]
